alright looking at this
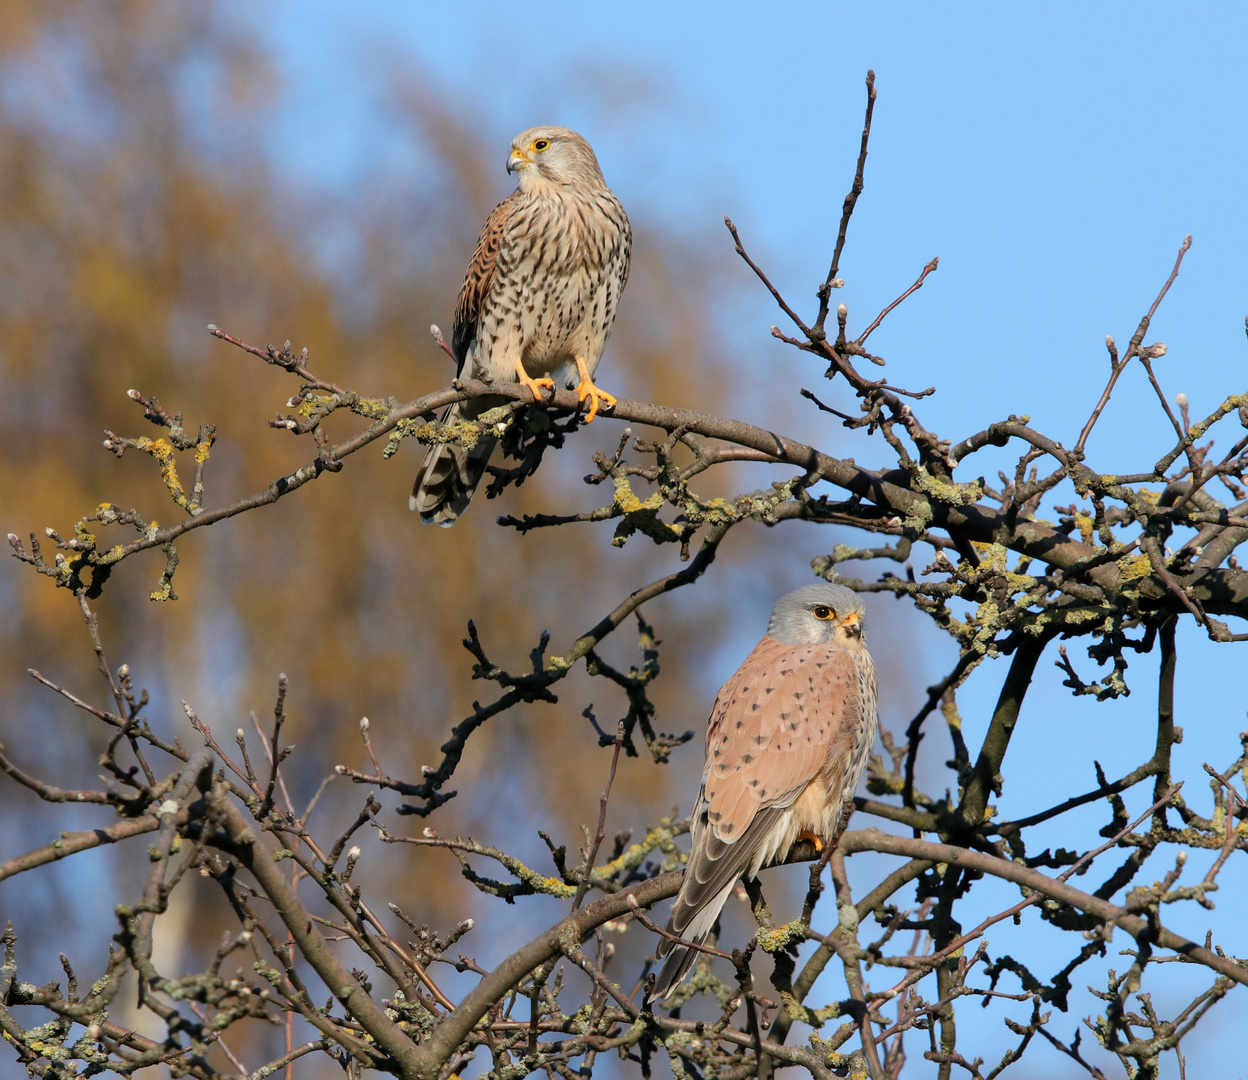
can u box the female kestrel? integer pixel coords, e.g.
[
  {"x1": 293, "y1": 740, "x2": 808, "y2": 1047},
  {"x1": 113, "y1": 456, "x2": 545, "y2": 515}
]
[
  {"x1": 649, "y1": 583, "x2": 879, "y2": 1001},
  {"x1": 411, "y1": 126, "x2": 632, "y2": 525}
]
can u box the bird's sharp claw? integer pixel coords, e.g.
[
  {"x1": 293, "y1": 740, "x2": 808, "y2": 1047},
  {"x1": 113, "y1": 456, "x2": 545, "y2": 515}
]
[{"x1": 573, "y1": 358, "x2": 616, "y2": 422}]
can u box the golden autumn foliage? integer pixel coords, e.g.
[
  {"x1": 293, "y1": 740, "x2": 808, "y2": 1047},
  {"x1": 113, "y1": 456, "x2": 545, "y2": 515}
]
[{"x1": 0, "y1": 1, "x2": 768, "y2": 972}]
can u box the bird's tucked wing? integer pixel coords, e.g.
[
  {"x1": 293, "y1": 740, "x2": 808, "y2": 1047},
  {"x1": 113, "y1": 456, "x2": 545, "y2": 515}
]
[
  {"x1": 451, "y1": 191, "x2": 518, "y2": 369},
  {"x1": 664, "y1": 637, "x2": 860, "y2": 940},
  {"x1": 703, "y1": 635, "x2": 860, "y2": 842}
]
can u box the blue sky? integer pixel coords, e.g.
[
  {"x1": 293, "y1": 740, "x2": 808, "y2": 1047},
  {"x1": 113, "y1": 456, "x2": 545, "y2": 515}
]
[
  {"x1": 251, "y1": 5, "x2": 1248, "y2": 1076},
  {"x1": 259, "y1": 2, "x2": 1248, "y2": 462}
]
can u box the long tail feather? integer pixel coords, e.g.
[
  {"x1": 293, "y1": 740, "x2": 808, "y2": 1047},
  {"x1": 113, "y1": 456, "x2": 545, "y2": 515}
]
[
  {"x1": 409, "y1": 404, "x2": 497, "y2": 526},
  {"x1": 649, "y1": 879, "x2": 736, "y2": 1001}
]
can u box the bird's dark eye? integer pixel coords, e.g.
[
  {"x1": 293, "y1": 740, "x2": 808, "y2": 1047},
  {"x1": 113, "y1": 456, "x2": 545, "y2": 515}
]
[
  {"x1": 813, "y1": 606, "x2": 835, "y2": 621},
  {"x1": 533, "y1": 139, "x2": 550, "y2": 151}
]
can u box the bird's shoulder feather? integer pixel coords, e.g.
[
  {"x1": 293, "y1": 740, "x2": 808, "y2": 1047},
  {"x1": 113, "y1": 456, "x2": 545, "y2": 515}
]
[{"x1": 452, "y1": 190, "x2": 520, "y2": 369}]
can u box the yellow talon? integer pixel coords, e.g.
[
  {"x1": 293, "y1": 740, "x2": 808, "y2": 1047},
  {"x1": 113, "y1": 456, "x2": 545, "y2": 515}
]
[
  {"x1": 514, "y1": 361, "x2": 555, "y2": 401},
  {"x1": 573, "y1": 357, "x2": 616, "y2": 423},
  {"x1": 795, "y1": 830, "x2": 824, "y2": 852}
]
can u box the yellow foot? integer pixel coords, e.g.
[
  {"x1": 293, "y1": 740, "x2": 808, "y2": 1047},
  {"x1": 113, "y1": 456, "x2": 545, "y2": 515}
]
[
  {"x1": 515, "y1": 363, "x2": 555, "y2": 402},
  {"x1": 573, "y1": 357, "x2": 617, "y2": 423},
  {"x1": 795, "y1": 830, "x2": 824, "y2": 852}
]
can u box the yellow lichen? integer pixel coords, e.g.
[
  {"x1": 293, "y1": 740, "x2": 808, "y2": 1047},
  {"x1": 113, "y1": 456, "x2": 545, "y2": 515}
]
[
  {"x1": 1073, "y1": 511, "x2": 1095, "y2": 545},
  {"x1": 298, "y1": 394, "x2": 334, "y2": 417},
  {"x1": 756, "y1": 918, "x2": 807, "y2": 953},
  {"x1": 592, "y1": 822, "x2": 682, "y2": 881},
  {"x1": 610, "y1": 475, "x2": 683, "y2": 547},
  {"x1": 1118, "y1": 554, "x2": 1153, "y2": 581},
  {"x1": 911, "y1": 465, "x2": 984, "y2": 507},
  {"x1": 353, "y1": 396, "x2": 391, "y2": 421},
  {"x1": 133, "y1": 437, "x2": 190, "y2": 509},
  {"x1": 612, "y1": 475, "x2": 664, "y2": 515}
]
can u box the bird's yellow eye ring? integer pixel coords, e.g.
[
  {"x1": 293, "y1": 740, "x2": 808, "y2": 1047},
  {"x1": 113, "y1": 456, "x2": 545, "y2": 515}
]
[
  {"x1": 533, "y1": 139, "x2": 550, "y2": 151},
  {"x1": 813, "y1": 606, "x2": 835, "y2": 621}
]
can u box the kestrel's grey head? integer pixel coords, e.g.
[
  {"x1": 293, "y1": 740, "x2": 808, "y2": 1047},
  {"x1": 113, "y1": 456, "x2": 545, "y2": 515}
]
[
  {"x1": 507, "y1": 126, "x2": 606, "y2": 189},
  {"x1": 766, "y1": 583, "x2": 867, "y2": 649}
]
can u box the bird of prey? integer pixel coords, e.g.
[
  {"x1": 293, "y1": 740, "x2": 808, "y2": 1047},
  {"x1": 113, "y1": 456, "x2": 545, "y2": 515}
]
[
  {"x1": 649, "y1": 583, "x2": 878, "y2": 1001},
  {"x1": 410, "y1": 126, "x2": 632, "y2": 525}
]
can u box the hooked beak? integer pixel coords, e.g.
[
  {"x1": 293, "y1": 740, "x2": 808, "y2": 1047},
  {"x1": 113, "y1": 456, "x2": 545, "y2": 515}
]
[
  {"x1": 507, "y1": 148, "x2": 531, "y2": 174},
  {"x1": 842, "y1": 611, "x2": 862, "y2": 639}
]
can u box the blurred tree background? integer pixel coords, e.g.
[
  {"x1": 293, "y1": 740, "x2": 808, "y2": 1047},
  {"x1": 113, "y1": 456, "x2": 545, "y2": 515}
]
[
  {"x1": 0, "y1": 0, "x2": 868, "y2": 1047},
  {"x1": 4, "y1": 4, "x2": 1246, "y2": 1079}
]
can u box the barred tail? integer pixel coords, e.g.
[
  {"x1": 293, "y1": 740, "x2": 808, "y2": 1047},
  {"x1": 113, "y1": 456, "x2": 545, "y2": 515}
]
[
  {"x1": 647, "y1": 880, "x2": 735, "y2": 1003},
  {"x1": 409, "y1": 404, "x2": 497, "y2": 526}
]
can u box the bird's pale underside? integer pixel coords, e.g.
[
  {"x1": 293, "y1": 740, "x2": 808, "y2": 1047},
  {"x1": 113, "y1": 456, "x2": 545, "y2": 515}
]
[
  {"x1": 649, "y1": 583, "x2": 878, "y2": 1002},
  {"x1": 410, "y1": 125, "x2": 632, "y2": 525}
]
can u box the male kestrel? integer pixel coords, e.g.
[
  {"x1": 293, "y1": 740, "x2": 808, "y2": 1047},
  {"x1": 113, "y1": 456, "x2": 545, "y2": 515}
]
[
  {"x1": 410, "y1": 126, "x2": 632, "y2": 525},
  {"x1": 649, "y1": 583, "x2": 878, "y2": 1001}
]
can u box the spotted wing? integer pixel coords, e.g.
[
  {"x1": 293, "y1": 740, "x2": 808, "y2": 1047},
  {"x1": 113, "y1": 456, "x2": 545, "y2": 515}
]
[
  {"x1": 702, "y1": 636, "x2": 859, "y2": 845},
  {"x1": 689, "y1": 637, "x2": 858, "y2": 907},
  {"x1": 451, "y1": 191, "x2": 518, "y2": 371},
  {"x1": 652, "y1": 636, "x2": 861, "y2": 998}
]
